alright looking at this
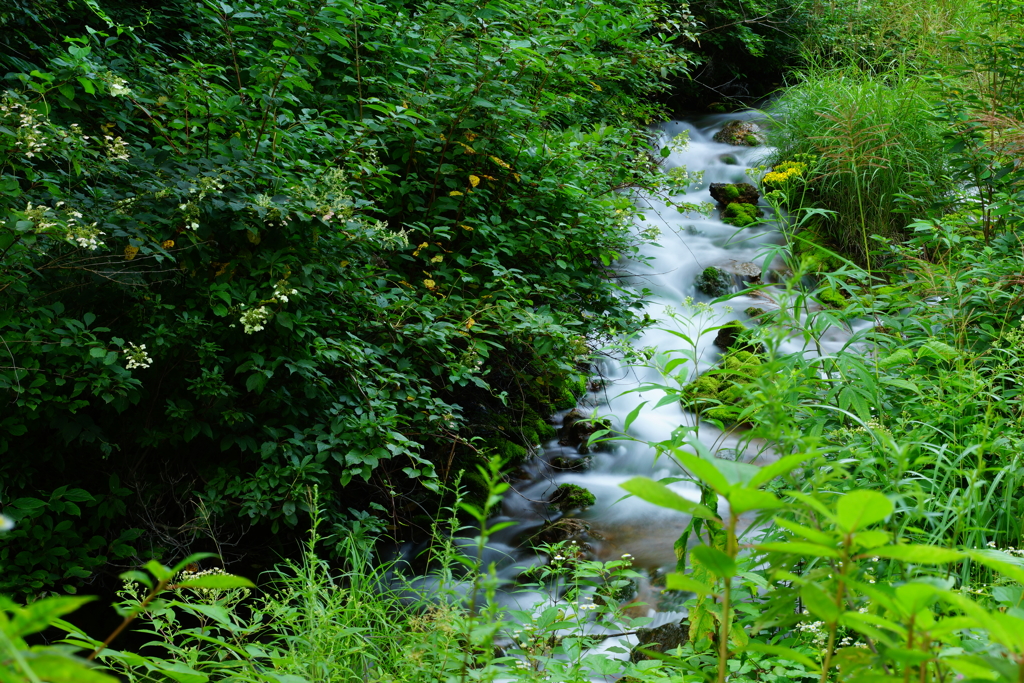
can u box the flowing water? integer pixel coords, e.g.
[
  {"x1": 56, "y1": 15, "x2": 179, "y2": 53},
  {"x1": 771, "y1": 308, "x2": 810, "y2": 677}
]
[{"x1": 400, "y1": 112, "x2": 868, "y2": 630}]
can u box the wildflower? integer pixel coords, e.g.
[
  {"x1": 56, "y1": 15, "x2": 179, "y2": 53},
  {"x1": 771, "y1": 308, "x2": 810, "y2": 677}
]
[
  {"x1": 240, "y1": 306, "x2": 270, "y2": 334},
  {"x1": 423, "y1": 279, "x2": 436, "y2": 290},
  {"x1": 104, "y1": 73, "x2": 133, "y2": 98},
  {"x1": 124, "y1": 343, "x2": 152, "y2": 370},
  {"x1": 272, "y1": 279, "x2": 298, "y2": 303},
  {"x1": 0, "y1": 514, "x2": 13, "y2": 532},
  {"x1": 161, "y1": 240, "x2": 174, "y2": 249},
  {"x1": 553, "y1": 555, "x2": 565, "y2": 561}
]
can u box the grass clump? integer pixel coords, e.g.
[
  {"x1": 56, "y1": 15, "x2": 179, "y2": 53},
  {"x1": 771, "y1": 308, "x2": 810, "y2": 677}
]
[{"x1": 765, "y1": 70, "x2": 949, "y2": 264}]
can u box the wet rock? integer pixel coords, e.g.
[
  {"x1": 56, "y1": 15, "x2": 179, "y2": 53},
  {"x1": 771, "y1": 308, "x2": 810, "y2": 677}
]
[
  {"x1": 709, "y1": 182, "x2": 759, "y2": 205},
  {"x1": 745, "y1": 306, "x2": 766, "y2": 320},
  {"x1": 535, "y1": 517, "x2": 593, "y2": 545},
  {"x1": 549, "y1": 483, "x2": 596, "y2": 512},
  {"x1": 712, "y1": 120, "x2": 766, "y2": 146},
  {"x1": 630, "y1": 621, "x2": 689, "y2": 662},
  {"x1": 694, "y1": 266, "x2": 731, "y2": 297},
  {"x1": 559, "y1": 409, "x2": 610, "y2": 454},
  {"x1": 713, "y1": 320, "x2": 745, "y2": 350},
  {"x1": 719, "y1": 153, "x2": 739, "y2": 165},
  {"x1": 550, "y1": 454, "x2": 592, "y2": 472},
  {"x1": 731, "y1": 261, "x2": 762, "y2": 281}
]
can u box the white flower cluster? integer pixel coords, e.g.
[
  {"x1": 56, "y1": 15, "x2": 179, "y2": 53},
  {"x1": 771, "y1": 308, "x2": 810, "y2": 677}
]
[
  {"x1": 178, "y1": 201, "x2": 200, "y2": 230},
  {"x1": 102, "y1": 71, "x2": 133, "y2": 98},
  {"x1": 986, "y1": 541, "x2": 1024, "y2": 557},
  {"x1": 1, "y1": 94, "x2": 47, "y2": 159},
  {"x1": 0, "y1": 514, "x2": 13, "y2": 532},
  {"x1": 104, "y1": 135, "x2": 130, "y2": 161},
  {"x1": 367, "y1": 218, "x2": 410, "y2": 250},
  {"x1": 272, "y1": 279, "x2": 298, "y2": 303},
  {"x1": 669, "y1": 130, "x2": 690, "y2": 154},
  {"x1": 240, "y1": 305, "x2": 270, "y2": 334},
  {"x1": 124, "y1": 343, "x2": 152, "y2": 370}
]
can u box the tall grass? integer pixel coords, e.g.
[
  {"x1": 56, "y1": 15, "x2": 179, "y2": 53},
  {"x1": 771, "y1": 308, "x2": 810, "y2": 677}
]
[{"x1": 764, "y1": 69, "x2": 950, "y2": 268}]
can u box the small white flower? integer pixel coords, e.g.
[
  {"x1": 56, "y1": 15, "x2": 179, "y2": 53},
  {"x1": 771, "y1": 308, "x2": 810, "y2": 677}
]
[
  {"x1": 124, "y1": 342, "x2": 152, "y2": 370},
  {"x1": 0, "y1": 514, "x2": 13, "y2": 532},
  {"x1": 240, "y1": 306, "x2": 270, "y2": 334}
]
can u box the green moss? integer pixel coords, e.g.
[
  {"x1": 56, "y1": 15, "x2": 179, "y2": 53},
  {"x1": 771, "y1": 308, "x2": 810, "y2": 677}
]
[
  {"x1": 722, "y1": 201, "x2": 762, "y2": 227},
  {"x1": 744, "y1": 307, "x2": 765, "y2": 318},
  {"x1": 680, "y1": 349, "x2": 765, "y2": 424},
  {"x1": 818, "y1": 286, "x2": 846, "y2": 309},
  {"x1": 549, "y1": 483, "x2": 596, "y2": 511},
  {"x1": 695, "y1": 266, "x2": 731, "y2": 297},
  {"x1": 722, "y1": 184, "x2": 741, "y2": 200},
  {"x1": 792, "y1": 226, "x2": 843, "y2": 273},
  {"x1": 744, "y1": 134, "x2": 760, "y2": 146},
  {"x1": 482, "y1": 437, "x2": 529, "y2": 465}
]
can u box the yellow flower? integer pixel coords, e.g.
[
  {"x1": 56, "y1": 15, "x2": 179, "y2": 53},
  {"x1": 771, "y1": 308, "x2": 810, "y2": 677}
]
[
  {"x1": 449, "y1": 190, "x2": 463, "y2": 197},
  {"x1": 124, "y1": 245, "x2": 139, "y2": 260},
  {"x1": 469, "y1": 175, "x2": 480, "y2": 187},
  {"x1": 161, "y1": 239, "x2": 175, "y2": 249},
  {"x1": 423, "y1": 278, "x2": 437, "y2": 290},
  {"x1": 465, "y1": 317, "x2": 475, "y2": 329}
]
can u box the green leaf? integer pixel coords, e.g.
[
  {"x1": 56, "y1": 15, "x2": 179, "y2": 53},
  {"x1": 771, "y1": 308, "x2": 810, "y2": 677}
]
[
  {"x1": 727, "y1": 487, "x2": 782, "y2": 515},
  {"x1": 739, "y1": 642, "x2": 821, "y2": 671},
  {"x1": 917, "y1": 340, "x2": 959, "y2": 362},
  {"x1": 22, "y1": 655, "x2": 118, "y2": 683},
  {"x1": 800, "y1": 583, "x2": 840, "y2": 623},
  {"x1": 870, "y1": 545, "x2": 964, "y2": 564},
  {"x1": 674, "y1": 450, "x2": 732, "y2": 493},
  {"x1": 690, "y1": 545, "x2": 736, "y2": 578},
  {"x1": 942, "y1": 655, "x2": 1002, "y2": 681},
  {"x1": 878, "y1": 348, "x2": 913, "y2": 369},
  {"x1": 175, "y1": 574, "x2": 254, "y2": 589},
  {"x1": 619, "y1": 477, "x2": 719, "y2": 520},
  {"x1": 747, "y1": 453, "x2": 812, "y2": 488},
  {"x1": 756, "y1": 541, "x2": 839, "y2": 558},
  {"x1": 665, "y1": 572, "x2": 716, "y2": 595},
  {"x1": 836, "y1": 490, "x2": 892, "y2": 532}
]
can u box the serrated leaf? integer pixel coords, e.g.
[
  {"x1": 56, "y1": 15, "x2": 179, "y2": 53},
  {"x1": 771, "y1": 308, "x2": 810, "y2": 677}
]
[
  {"x1": 836, "y1": 490, "x2": 892, "y2": 532},
  {"x1": 801, "y1": 583, "x2": 839, "y2": 623},
  {"x1": 691, "y1": 545, "x2": 736, "y2": 578}
]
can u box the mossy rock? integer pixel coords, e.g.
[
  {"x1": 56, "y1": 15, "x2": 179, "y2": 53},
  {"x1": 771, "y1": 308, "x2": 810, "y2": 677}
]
[
  {"x1": 719, "y1": 153, "x2": 739, "y2": 165},
  {"x1": 712, "y1": 120, "x2": 765, "y2": 146},
  {"x1": 550, "y1": 455, "x2": 592, "y2": 472},
  {"x1": 680, "y1": 350, "x2": 764, "y2": 424},
  {"x1": 722, "y1": 201, "x2": 762, "y2": 227},
  {"x1": 481, "y1": 437, "x2": 529, "y2": 465},
  {"x1": 818, "y1": 286, "x2": 846, "y2": 309},
  {"x1": 709, "y1": 182, "x2": 759, "y2": 206},
  {"x1": 791, "y1": 226, "x2": 842, "y2": 274},
  {"x1": 744, "y1": 306, "x2": 766, "y2": 319},
  {"x1": 694, "y1": 266, "x2": 731, "y2": 297},
  {"x1": 549, "y1": 483, "x2": 596, "y2": 512},
  {"x1": 559, "y1": 410, "x2": 610, "y2": 454}
]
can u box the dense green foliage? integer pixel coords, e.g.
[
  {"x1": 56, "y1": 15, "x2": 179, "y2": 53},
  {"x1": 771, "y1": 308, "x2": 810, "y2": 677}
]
[{"x1": 0, "y1": 0, "x2": 701, "y2": 593}]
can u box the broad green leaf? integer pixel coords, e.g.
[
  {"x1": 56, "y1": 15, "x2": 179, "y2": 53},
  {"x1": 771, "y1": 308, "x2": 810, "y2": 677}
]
[
  {"x1": 966, "y1": 549, "x2": 1024, "y2": 586},
  {"x1": 878, "y1": 347, "x2": 914, "y2": 369},
  {"x1": 942, "y1": 655, "x2": 1001, "y2": 680},
  {"x1": 622, "y1": 401, "x2": 647, "y2": 431},
  {"x1": 727, "y1": 487, "x2": 782, "y2": 515},
  {"x1": 917, "y1": 340, "x2": 959, "y2": 362},
  {"x1": 851, "y1": 530, "x2": 891, "y2": 550},
  {"x1": 619, "y1": 477, "x2": 719, "y2": 520},
  {"x1": 773, "y1": 517, "x2": 835, "y2": 546},
  {"x1": 747, "y1": 453, "x2": 812, "y2": 488},
  {"x1": 836, "y1": 490, "x2": 892, "y2": 532},
  {"x1": 674, "y1": 450, "x2": 731, "y2": 493},
  {"x1": 23, "y1": 655, "x2": 118, "y2": 683},
  {"x1": 800, "y1": 583, "x2": 839, "y2": 623},
  {"x1": 690, "y1": 545, "x2": 736, "y2": 578},
  {"x1": 870, "y1": 545, "x2": 964, "y2": 564},
  {"x1": 665, "y1": 572, "x2": 715, "y2": 595},
  {"x1": 894, "y1": 582, "x2": 940, "y2": 615},
  {"x1": 739, "y1": 642, "x2": 821, "y2": 671},
  {"x1": 756, "y1": 541, "x2": 839, "y2": 558},
  {"x1": 175, "y1": 574, "x2": 254, "y2": 589}
]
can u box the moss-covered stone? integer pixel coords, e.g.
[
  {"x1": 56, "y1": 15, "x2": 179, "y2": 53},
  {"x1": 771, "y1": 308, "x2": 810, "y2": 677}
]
[
  {"x1": 818, "y1": 286, "x2": 847, "y2": 309},
  {"x1": 791, "y1": 225, "x2": 843, "y2": 274},
  {"x1": 549, "y1": 483, "x2": 596, "y2": 511},
  {"x1": 695, "y1": 266, "x2": 731, "y2": 297},
  {"x1": 680, "y1": 349, "x2": 764, "y2": 423},
  {"x1": 709, "y1": 182, "x2": 759, "y2": 205},
  {"x1": 744, "y1": 307, "x2": 766, "y2": 319},
  {"x1": 712, "y1": 120, "x2": 765, "y2": 146},
  {"x1": 550, "y1": 455, "x2": 592, "y2": 472},
  {"x1": 482, "y1": 437, "x2": 529, "y2": 465},
  {"x1": 722, "y1": 201, "x2": 762, "y2": 227}
]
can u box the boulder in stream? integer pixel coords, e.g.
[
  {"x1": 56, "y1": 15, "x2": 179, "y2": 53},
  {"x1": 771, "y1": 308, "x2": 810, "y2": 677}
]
[
  {"x1": 549, "y1": 483, "x2": 596, "y2": 512},
  {"x1": 694, "y1": 266, "x2": 731, "y2": 297},
  {"x1": 709, "y1": 182, "x2": 759, "y2": 205},
  {"x1": 680, "y1": 349, "x2": 764, "y2": 423},
  {"x1": 712, "y1": 119, "x2": 766, "y2": 146},
  {"x1": 560, "y1": 409, "x2": 610, "y2": 454},
  {"x1": 630, "y1": 621, "x2": 689, "y2": 662}
]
